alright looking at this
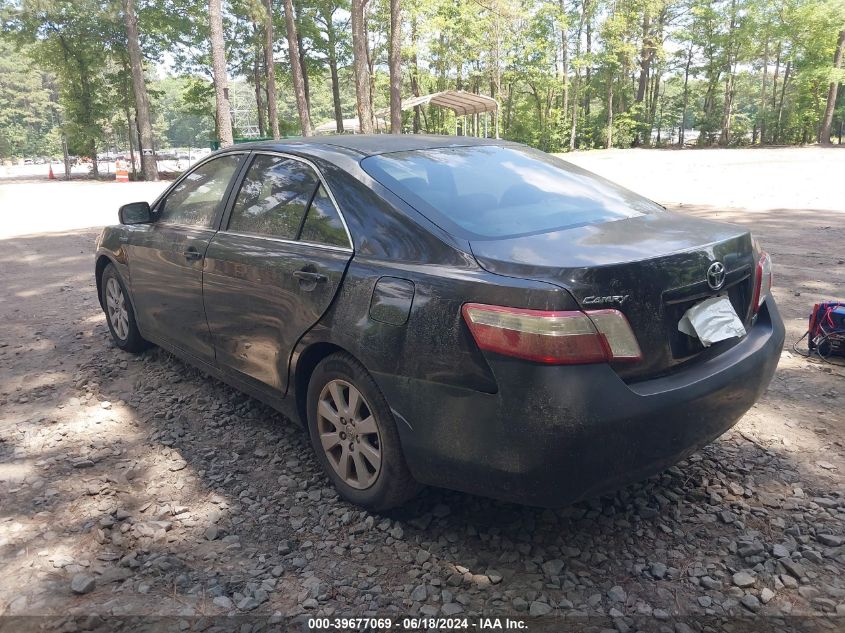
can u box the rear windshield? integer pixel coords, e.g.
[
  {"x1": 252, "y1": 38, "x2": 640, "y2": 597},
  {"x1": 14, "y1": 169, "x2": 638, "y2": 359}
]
[{"x1": 361, "y1": 145, "x2": 663, "y2": 239}]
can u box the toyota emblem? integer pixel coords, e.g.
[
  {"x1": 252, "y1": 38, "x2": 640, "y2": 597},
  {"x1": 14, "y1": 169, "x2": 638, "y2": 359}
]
[{"x1": 706, "y1": 261, "x2": 726, "y2": 290}]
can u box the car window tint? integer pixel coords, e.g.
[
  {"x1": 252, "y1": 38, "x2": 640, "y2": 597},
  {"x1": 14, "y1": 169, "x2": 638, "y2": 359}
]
[
  {"x1": 361, "y1": 146, "x2": 664, "y2": 239},
  {"x1": 299, "y1": 185, "x2": 349, "y2": 248},
  {"x1": 228, "y1": 155, "x2": 319, "y2": 239},
  {"x1": 159, "y1": 154, "x2": 243, "y2": 227}
]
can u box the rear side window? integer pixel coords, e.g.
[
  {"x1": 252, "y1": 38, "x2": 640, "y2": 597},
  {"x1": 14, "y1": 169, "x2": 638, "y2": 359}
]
[
  {"x1": 228, "y1": 154, "x2": 319, "y2": 239},
  {"x1": 299, "y1": 185, "x2": 349, "y2": 247},
  {"x1": 159, "y1": 154, "x2": 244, "y2": 227},
  {"x1": 361, "y1": 145, "x2": 663, "y2": 239}
]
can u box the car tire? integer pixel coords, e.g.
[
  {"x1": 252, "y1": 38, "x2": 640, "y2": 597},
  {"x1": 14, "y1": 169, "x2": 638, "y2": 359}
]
[
  {"x1": 101, "y1": 263, "x2": 150, "y2": 353},
  {"x1": 307, "y1": 352, "x2": 419, "y2": 511}
]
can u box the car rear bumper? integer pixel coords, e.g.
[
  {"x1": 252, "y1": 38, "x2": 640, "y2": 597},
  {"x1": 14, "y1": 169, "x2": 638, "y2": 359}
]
[{"x1": 374, "y1": 299, "x2": 785, "y2": 507}]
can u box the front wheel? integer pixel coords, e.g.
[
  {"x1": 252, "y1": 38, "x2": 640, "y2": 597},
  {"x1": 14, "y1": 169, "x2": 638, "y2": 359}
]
[
  {"x1": 306, "y1": 352, "x2": 418, "y2": 511},
  {"x1": 101, "y1": 263, "x2": 150, "y2": 353}
]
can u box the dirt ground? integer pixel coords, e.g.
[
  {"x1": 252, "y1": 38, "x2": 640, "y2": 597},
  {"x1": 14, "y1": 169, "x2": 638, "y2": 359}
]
[{"x1": 1, "y1": 147, "x2": 844, "y2": 628}]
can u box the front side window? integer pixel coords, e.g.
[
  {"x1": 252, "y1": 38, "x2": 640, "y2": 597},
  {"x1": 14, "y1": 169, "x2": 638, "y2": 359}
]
[
  {"x1": 228, "y1": 155, "x2": 319, "y2": 239},
  {"x1": 158, "y1": 154, "x2": 244, "y2": 228}
]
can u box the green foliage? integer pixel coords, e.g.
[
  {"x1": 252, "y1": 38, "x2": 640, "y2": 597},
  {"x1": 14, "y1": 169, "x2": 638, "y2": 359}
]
[
  {"x1": 150, "y1": 76, "x2": 215, "y2": 147},
  {"x1": 1, "y1": 0, "x2": 123, "y2": 161},
  {"x1": 0, "y1": 41, "x2": 58, "y2": 158},
  {"x1": 2, "y1": 0, "x2": 845, "y2": 160},
  {"x1": 610, "y1": 106, "x2": 640, "y2": 146}
]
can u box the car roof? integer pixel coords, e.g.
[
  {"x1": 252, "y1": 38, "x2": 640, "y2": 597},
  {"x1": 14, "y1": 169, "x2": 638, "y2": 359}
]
[{"x1": 227, "y1": 134, "x2": 514, "y2": 159}]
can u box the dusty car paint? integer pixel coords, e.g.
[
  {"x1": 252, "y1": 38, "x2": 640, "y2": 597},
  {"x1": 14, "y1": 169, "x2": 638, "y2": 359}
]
[{"x1": 96, "y1": 135, "x2": 784, "y2": 506}]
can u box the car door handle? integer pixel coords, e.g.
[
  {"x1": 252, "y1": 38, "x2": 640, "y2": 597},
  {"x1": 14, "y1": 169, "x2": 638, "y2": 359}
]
[
  {"x1": 183, "y1": 248, "x2": 203, "y2": 261},
  {"x1": 293, "y1": 270, "x2": 328, "y2": 283}
]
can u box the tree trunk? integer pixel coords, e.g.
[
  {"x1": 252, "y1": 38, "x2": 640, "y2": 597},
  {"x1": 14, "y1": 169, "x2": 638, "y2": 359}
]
[
  {"x1": 62, "y1": 132, "x2": 71, "y2": 181},
  {"x1": 264, "y1": 0, "x2": 280, "y2": 139},
  {"x1": 264, "y1": 70, "x2": 272, "y2": 131},
  {"x1": 411, "y1": 15, "x2": 421, "y2": 133},
  {"x1": 435, "y1": 32, "x2": 446, "y2": 131},
  {"x1": 606, "y1": 74, "x2": 613, "y2": 148},
  {"x1": 529, "y1": 82, "x2": 544, "y2": 147},
  {"x1": 569, "y1": 72, "x2": 580, "y2": 150},
  {"x1": 775, "y1": 60, "x2": 790, "y2": 144},
  {"x1": 758, "y1": 35, "x2": 769, "y2": 145},
  {"x1": 57, "y1": 35, "x2": 98, "y2": 174},
  {"x1": 702, "y1": 76, "x2": 720, "y2": 145},
  {"x1": 351, "y1": 0, "x2": 374, "y2": 133},
  {"x1": 253, "y1": 32, "x2": 266, "y2": 138},
  {"x1": 91, "y1": 141, "x2": 99, "y2": 177},
  {"x1": 769, "y1": 41, "x2": 781, "y2": 144},
  {"x1": 80, "y1": 65, "x2": 98, "y2": 175},
  {"x1": 282, "y1": 0, "x2": 312, "y2": 135},
  {"x1": 569, "y1": 0, "x2": 586, "y2": 151},
  {"x1": 643, "y1": 9, "x2": 666, "y2": 144},
  {"x1": 719, "y1": 68, "x2": 735, "y2": 146},
  {"x1": 323, "y1": 10, "x2": 344, "y2": 133},
  {"x1": 294, "y1": 0, "x2": 312, "y2": 118},
  {"x1": 632, "y1": 12, "x2": 651, "y2": 147},
  {"x1": 820, "y1": 29, "x2": 845, "y2": 145},
  {"x1": 505, "y1": 80, "x2": 514, "y2": 132},
  {"x1": 646, "y1": 70, "x2": 661, "y2": 144},
  {"x1": 53, "y1": 96, "x2": 73, "y2": 180},
  {"x1": 679, "y1": 46, "x2": 692, "y2": 147},
  {"x1": 492, "y1": 6, "x2": 503, "y2": 121},
  {"x1": 388, "y1": 0, "x2": 402, "y2": 133},
  {"x1": 118, "y1": 59, "x2": 139, "y2": 176},
  {"x1": 123, "y1": 0, "x2": 158, "y2": 180},
  {"x1": 365, "y1": 13, "x2": 376, "y2": 128},
  {"x1": 124, "y1": 104, "x2": 137, "y2": 177},
  {"x1": 560, "y1": 0, "x2": 569, "y2": 124},
  {"x1": 584, "y1": 13, "x2": 592, "y2": 120},
  {"x1": 656, "y1": 82, "x2": 664, "y2": 143},
  {"x1": 209, "y1": 0, "x2": 233, "y2": 146},
  {"x1": 635, "y1": 13, "x2": 651, "y2": 104},
  {"x1": 719, "y1": 0, "x2": 737, "y2": 146}
]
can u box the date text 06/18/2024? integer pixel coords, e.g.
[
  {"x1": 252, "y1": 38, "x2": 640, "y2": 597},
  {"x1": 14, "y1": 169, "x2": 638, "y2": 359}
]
[{"x1": 307, "y1": 617, "x2": 528, "y2": 630}]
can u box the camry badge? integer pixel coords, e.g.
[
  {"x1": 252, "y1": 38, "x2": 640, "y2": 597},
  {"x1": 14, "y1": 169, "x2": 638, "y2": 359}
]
[
  {"x1": 583, "y1": 295, "x2": 630, "y2": 306},
  {"x1": 706, "y1": 261, "x2": 726, "y2": 290}
]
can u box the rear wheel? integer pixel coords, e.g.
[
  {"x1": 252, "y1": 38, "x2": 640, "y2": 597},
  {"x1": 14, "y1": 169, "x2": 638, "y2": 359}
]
[
  {"x1": 306, "y1": 352, "x2": 418, "y2": 511},
  {"x1": 101, "y1": 263, "x2": 150, "y2": 353}
]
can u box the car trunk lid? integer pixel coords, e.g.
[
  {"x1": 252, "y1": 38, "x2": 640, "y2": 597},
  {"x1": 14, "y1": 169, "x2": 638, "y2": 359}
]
[{"x1": 469, "y1": 212, "x2": 757, "y2": 381}]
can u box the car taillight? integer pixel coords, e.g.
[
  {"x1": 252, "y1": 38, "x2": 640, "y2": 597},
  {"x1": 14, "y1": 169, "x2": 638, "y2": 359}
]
[
  {"x1": 752, "y1": 251, "x2": 773, "y2": 313},
  {"x1": 461, "y1": 303, "x2": 642, "y2": 365}
]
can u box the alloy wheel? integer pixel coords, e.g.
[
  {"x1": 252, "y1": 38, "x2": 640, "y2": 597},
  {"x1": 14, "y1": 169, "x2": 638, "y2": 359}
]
[
  {"x1": 105, "y1": 277, "x2": 129, "y2": 341},
  {"x1": 316, "y1": 379, "x2": 382, "y2": 489}
]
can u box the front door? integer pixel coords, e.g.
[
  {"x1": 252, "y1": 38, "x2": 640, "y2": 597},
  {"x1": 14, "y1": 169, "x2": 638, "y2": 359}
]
[
  {"x1": 128, "y1": 153, "x2": 246, "y2": 363},
  {"x1": 203, "y1": 152, "x2": 353, "y2": 393}
]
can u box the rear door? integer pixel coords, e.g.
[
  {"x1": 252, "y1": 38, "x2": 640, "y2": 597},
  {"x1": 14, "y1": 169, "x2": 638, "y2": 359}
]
[
  {"x1": 127, "y1": 153, "x2": 247, "y2": 363},
  {"x1": 203, "y1": 152, "x2": 353, "y2": 393}
]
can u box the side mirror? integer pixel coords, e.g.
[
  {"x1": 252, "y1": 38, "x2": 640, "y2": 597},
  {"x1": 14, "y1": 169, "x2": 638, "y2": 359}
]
[{"x1": 119, "y1": 201, "x2": 152, "y2": 225}]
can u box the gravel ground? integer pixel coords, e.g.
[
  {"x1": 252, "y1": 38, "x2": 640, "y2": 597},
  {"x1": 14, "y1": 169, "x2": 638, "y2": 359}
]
[{"x1": 1, "y1": 148, "x2": 844, "y2": 629}]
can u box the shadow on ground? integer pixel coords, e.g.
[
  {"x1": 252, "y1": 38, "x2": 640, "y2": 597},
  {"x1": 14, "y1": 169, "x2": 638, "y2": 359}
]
[{"x1": 1, "y1": 206, "x2": 844, "y2": 622}]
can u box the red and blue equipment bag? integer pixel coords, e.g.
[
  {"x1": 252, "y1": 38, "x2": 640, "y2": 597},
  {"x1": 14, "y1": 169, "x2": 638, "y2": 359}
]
[{"x1": 808, "y1": 301, "x2": 845, "y2": 357}]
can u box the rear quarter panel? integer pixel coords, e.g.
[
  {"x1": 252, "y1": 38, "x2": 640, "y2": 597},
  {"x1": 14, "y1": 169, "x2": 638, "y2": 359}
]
[{"x1": 294, "y1": 153, "x2": 581, "y2": 396}]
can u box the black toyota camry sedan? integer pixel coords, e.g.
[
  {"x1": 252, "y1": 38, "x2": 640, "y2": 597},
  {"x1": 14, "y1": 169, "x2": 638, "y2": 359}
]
[{"x1": 95, "y1": 135, "x2": 784, "y2": 511}]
